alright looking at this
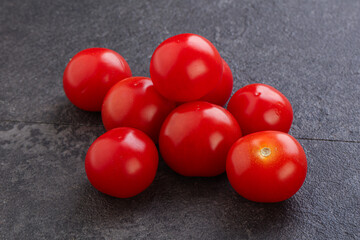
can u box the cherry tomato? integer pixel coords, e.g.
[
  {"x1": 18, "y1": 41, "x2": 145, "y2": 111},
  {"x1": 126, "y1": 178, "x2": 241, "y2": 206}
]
[
  {"x1": 150, "y1": 33, "x2": 223, "y2": 102},
  {"x1": 226, "y1": 131, "x2": 307, "y2": 202},
  {"x1": 63, "y1": 48, "x2": 132, "y2": 111},
  {"x1": 200, "y1": 58, "x2": 233, "y2": 106},
  {"x1": 227, "y1": 83, "x2": 293, "y2": 135},
  {"x1": 85, "y1": 127, "x2": 158, "y2": 198},
  {"x1": 159, "y1": 101, "x2": 242, "y2": 177},
  {"x1": 101, "y1": 77, "x2": 176, "y2": 142}
]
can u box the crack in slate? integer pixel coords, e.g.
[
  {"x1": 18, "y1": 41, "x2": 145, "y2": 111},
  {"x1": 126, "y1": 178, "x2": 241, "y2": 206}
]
[
  {"x1": 1, "y1": 119, "x2": 359, "y2": 144},
  {"x1": 296, "y1": 137, "x2": 360, "y2": 144},
  {"x1": 0, "y1": 119, "x2": 104, "y2": 127}
]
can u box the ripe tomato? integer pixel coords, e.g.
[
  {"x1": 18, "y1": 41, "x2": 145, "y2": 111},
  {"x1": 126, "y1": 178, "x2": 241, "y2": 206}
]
[
  {"x1": 226, "y1": 131, "x2": 307, "y2": 202},
  {"x1": 227, "y1": 83, "x2": 293, "y2": 135},
  {"x1": 200, "y1": 58, "x2": 233, "y2": 106},
  {"x1": 63, "y1": 48, "x2": 132, "y2": 111},
  {"x1": 101, "y1": 77, "x2": 176, "y2": 142},
  {"x1": 159, "y1": 101, "x2": 241, "y2": 177},
  {"x1": 150, "y1": 33, "x2": 223, "y2": 102},
  {"x1": 85, "y1": 128, "x2": 158, "y2": 198}
]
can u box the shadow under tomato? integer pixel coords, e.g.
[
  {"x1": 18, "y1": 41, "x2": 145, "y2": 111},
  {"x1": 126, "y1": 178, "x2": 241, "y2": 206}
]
[
  {"x1": 219, "y1": 189, "x2": 300, "y2": 238},
  {"x1": 70, "y1": 180, "x2": 158, "y2": 225},
  {"x1": 152, "y1": 157, "x2": 299, "y2": 236},
  {"x1": 52, "y1": 100, "x2": 103, "y2": 126},
  {"x1": 70, "y1": 151, "x2": 298, "y2": 235}
]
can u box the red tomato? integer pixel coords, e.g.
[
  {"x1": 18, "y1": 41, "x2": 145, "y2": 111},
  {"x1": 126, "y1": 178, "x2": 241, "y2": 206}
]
[
  {"x1": 85, "y1": 128, "x2": 158, "y2": 198},
  {"x1": 159, "y1": 101, "x2": 242, "y2": 177},
  {"x1": 200, "y1": 58, "x2": 233, "y2": 106},
  {"x1": 226, "y1": 131, "x2": 307, "y2": 202},
  {"x1": 150, "y1": 33, "x2": 223, "y2": 102},
  {"x1": 227, "y1": 83, "x2": 293, "y2": 135},
  {"x1": 101, "y1": 77, "x2": 176, "y2": 142},
  {"x1": 63, "y1": 48, "x2": 132, "y2": 111}
]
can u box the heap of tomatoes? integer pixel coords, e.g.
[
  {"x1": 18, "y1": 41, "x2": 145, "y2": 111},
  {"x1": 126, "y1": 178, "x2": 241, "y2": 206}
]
[{"x1": 63, "y1": 33, "x2": 307, "y2": 203}]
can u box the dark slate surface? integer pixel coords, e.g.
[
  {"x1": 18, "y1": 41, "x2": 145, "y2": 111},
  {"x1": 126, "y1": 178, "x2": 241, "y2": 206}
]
[{"x1": 0, "y1": 0, "x2": 359, "y2": 239}]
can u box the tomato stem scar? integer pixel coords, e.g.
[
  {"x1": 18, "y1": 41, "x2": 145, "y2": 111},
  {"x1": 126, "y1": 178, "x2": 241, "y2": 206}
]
[{"x1": 260, "y1": 147, "x2": 271, "y2": 157}]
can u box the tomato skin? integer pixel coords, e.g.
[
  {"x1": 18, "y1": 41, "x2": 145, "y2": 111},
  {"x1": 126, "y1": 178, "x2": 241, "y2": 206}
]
[
  {"x1": 226, "y1": 131, "x2": 307, "y2": 202},
  {"x1": 63, "y1": 48, "x2": 132, "y2": 111},
  {"x1": 200, "y1": 59, "x2": 233, "y2": 106},
  {"x1": 101, "y1": 77, "x2": 176, "y2": 142},
  {"x1": 150, "y1": 33, "x2": 223, "y2": 102},
  {"x1": 227, "y1": 83, "x2": 293, "y2": 135},
  {"x1": 85, "y1": 128, "x2": 158, "y2": 198},
  {"x1": 159, "y1": 101, "x2": 242, "y2": 177}
]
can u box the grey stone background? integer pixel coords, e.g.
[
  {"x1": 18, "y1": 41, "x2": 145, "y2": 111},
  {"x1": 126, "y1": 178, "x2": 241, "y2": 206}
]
[{"x1": 1, "y1": 0, "x2": 359, "y2": 239}]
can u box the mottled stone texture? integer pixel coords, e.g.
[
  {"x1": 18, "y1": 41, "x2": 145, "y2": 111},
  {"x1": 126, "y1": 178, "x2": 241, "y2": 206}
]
[{"x1": 0, "y1": 0, "x2": 359, "y2": 239}]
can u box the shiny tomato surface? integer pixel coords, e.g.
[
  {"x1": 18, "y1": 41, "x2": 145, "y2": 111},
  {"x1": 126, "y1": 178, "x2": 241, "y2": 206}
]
[
  {"x1": 226, "y1": 131, "x2": 307, "y2": 202},
  {"x1": 150, "y1": 33, "x2": 223, "y2": 102},
  {"x1": 63, "y1": 48, "x2": 132, "y2": 111},
  {"x1": 200, "y1": 58, "x2": 233, "y2": 106},
  {"x1": 85, "y1": 128, "x2": 158, "y2": 198},
  {"x1": 227, "y1": 83, "x2": 293, "y2": 135},
  {"x1": 159, "y1": 101, "x2": 242, "y2": 177},
  {"x1": 101, "y1": 77, "x2": 176, "y2": 142}
]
